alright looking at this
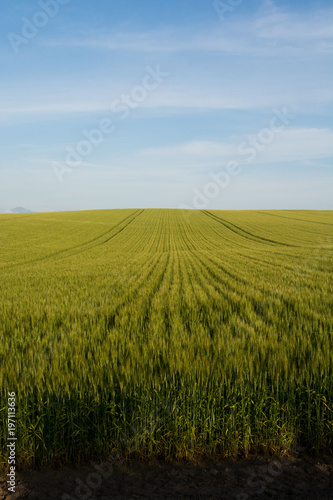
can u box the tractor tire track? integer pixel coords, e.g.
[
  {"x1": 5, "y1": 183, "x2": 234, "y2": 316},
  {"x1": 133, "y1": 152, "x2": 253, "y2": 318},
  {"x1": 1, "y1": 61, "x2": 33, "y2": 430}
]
[
  {"x1": 258, "y1": 211, "x2": 333, "y2": 226},
  {"x1": 202, "y1": 210, "x2": 297, "y2": 247},
  {"x1": 2, "y1": 209, "x2": 145, "y2": 272}
]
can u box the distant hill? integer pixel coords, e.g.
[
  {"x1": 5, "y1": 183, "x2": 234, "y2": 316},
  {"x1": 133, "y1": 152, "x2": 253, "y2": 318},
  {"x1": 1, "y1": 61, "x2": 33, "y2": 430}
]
[{"x1": 7, "y1": 207, "x2": 34, "y2": 214}]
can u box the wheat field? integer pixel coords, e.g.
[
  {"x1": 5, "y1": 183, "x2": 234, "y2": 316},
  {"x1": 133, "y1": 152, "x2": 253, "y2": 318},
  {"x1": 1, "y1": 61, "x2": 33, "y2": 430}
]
[{"x1": 0, "y1": 209, "x2": 332, "y2": 468}]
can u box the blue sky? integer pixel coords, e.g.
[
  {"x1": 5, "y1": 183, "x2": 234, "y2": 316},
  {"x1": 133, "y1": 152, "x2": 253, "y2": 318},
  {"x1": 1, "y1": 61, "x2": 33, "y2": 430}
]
[{"x1": 0, "y1": 0, "x2": 332, "y2": 212}]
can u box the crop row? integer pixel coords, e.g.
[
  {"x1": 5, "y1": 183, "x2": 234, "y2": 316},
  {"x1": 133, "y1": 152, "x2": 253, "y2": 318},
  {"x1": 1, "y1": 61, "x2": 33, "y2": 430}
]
[{"x1": 0, "y1": 209, "x2": 332, "y2": 467}]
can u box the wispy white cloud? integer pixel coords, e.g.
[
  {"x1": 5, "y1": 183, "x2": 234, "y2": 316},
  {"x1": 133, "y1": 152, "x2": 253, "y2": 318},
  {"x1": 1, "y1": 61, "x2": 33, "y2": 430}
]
[
  {"x1": 137, "y1": 128, "x2": 333, "y2": 166},
  {"x1": 44, "y1": 30, "x2": 250, "y2": 54},
  {"x1": 1, "y1": 3, "x2": 331, "y2": 122},
  {"x1": 138, "y1": 141, "x2": 236, "y2": 158},
  {"x1": 1, "y1": 0, "x2": 332, "y2": 211},
  {"x1": 0, "y1": 103, "x2": 109, "y2": 117},
  {"x1": 43, "y1": 6, "x2": 333, "y2": 55},
  {"x1": 264, "y1": 128, "x2": 333, "y2": 162},
  {"x1": 254, "y1": 10, "x2": 333, "y2": 40},
  {"x1": 1, "y1": 83, "x2": 330, "y2": 121}
]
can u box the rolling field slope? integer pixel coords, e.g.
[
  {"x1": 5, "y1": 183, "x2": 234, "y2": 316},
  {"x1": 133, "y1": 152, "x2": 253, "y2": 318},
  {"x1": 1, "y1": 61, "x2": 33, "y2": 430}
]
[{"x1": 0, "y1": 209, "x2": 332, "y2": 467}]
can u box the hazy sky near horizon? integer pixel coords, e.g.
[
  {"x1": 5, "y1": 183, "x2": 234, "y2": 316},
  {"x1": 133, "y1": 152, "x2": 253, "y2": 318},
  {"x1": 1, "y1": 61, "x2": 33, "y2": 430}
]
[{"x1": 0, "y1": 0, "x2": 332, "y2": 212}]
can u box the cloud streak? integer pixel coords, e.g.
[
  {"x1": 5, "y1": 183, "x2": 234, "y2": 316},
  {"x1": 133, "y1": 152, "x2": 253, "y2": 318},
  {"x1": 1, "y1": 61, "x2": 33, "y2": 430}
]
[
  {"x1": 138, "y1": 128, "x2": 333, "y2": 166},
  {"x1": 43, "y1": 7, "x2": 333, "y2": 54}
]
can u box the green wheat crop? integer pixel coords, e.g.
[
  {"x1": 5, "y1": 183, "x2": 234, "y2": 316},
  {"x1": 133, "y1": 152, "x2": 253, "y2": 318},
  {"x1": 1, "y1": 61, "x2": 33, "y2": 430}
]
[{"x1": 0, "y1": 209, "x2": 332, "y2": 468}]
